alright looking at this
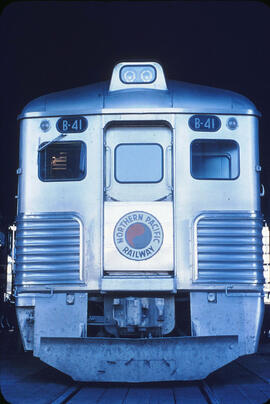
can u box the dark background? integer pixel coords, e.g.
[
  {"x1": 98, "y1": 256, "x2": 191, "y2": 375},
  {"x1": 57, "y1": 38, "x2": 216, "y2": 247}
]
[{"x1": 1, "y1": 0, "x2": 270, "y2": 226}]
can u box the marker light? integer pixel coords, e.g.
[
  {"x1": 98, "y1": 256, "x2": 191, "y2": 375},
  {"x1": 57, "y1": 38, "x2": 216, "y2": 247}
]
[
  {"x1": 120, "y1": 65, "x2": 156, "y2": 84},
  {"x1": 227, "y1": 117, "x2": 238, "y2": 130},
  {"x1": 40, "y1": 120, "x2": 50, "y2": 132}
]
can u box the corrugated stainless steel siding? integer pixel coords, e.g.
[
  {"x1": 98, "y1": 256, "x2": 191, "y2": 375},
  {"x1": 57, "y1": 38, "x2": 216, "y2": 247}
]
[
  {"x1": 15, "y1": 213, "x2": 82, "y2": 285},
  {"x1": 195, "y1": 212, "x2": 264, "y2": 284}
]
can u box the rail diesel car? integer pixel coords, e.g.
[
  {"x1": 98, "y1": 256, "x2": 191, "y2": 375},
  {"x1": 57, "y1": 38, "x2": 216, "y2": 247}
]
[{"x1": 9, "y1": 62, "x2": 265, "y2": 381}]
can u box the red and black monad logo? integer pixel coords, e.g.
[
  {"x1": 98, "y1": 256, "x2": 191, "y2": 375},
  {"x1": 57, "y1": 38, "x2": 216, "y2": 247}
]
[{"x1": 113, "y1": 211, "x2": 164, "y2": 261}]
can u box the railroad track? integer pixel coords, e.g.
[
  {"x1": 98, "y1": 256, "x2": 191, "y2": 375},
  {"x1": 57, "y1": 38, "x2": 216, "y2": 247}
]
[
  {"x1": 51, "y1": 380, "x2": 215, "y2": 403},
  {"x1": 1, "y1": 347, "x2": 270, "y2": 403}
]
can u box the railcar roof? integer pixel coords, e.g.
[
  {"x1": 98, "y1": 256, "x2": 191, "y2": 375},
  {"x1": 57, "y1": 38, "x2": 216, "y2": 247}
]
[{"x1": 18, "y1": 79, "x2": 260, "y2": 119}]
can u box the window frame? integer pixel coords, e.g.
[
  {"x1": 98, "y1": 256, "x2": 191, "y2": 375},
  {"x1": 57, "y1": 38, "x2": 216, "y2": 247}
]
[{"x1": 38, "y1": 140, "x2": 87, "y2": 182}]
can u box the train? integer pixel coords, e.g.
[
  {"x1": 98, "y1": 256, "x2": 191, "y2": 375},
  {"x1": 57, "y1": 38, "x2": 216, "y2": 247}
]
[{"x1": 7, "y1": 61, "x2": 265, "y2": 382}]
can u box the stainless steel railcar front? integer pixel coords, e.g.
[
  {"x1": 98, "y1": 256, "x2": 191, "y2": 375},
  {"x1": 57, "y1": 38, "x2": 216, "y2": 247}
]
[{"x1": 12, "y1": 61, "x2": 264, "y2": 381}]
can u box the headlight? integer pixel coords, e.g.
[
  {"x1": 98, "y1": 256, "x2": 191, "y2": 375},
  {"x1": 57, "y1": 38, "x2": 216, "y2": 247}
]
[
  {"x1": 122, "y1": 69, "x2": 136, "y2": 83},
  {"x1": 120, "y1": 65, "x2": 157, "y2": 84}
]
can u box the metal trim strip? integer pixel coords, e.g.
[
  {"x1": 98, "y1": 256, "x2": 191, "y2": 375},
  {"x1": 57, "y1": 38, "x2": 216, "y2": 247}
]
[
  {"x1": 18, "y1": 108, "x2": 260, "y2": 120},
  {"x1": 101, "y1": 277, "x2": 176, "y2": 292}
]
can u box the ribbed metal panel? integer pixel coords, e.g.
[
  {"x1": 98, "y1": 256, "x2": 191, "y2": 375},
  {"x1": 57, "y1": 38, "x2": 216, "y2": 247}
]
[
  {"x1": 15, "y1": 213, "x2": 82, "y2": 285},
  {"x1": 195, "y1": 212, "x2": 264, "y2": 284}
]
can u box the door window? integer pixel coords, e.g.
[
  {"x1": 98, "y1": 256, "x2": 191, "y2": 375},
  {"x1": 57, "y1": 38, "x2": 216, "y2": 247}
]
[{"x1": 115, "y1": 143, "x2": 163, "y2": 183}]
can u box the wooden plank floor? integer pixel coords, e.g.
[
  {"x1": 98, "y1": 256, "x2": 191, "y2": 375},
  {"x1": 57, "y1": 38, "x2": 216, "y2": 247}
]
[{"x1": 1, "y1": 345, "x2": 270, "y2": 404}]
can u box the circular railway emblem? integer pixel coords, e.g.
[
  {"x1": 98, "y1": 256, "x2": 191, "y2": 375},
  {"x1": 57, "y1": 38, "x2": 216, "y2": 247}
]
[{"x1": 113, "y1": 211, "x2": 164, "y2": 261}]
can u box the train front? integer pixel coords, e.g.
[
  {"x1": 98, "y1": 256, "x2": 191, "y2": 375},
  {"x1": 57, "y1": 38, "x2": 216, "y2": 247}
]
[{"x1": 11, "y1": 62, "x2": 264, "y2": 381}]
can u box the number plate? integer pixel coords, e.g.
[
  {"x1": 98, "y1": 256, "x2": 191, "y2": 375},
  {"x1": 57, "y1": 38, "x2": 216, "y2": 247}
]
[
  {"x1": 189, "y1": 115, "x2": 221, "y2": 132},
  {"x1": 56, "y1": 117, "x2": 88, "y2": 133}
]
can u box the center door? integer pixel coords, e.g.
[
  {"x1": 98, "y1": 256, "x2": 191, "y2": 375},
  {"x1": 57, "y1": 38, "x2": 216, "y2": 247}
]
[{"x1": 104, "y1": 124, "x2": 174, "y2": 273}]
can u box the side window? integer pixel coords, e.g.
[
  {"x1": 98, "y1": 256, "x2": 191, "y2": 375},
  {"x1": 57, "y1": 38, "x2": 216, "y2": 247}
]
[
  {"x1": 39, "y1": 141, "x2": 86, "y2": 181},
  {"x1": 115, "y1": 143, "x2": 163, "y2": 183},
  {"x1": 191, "y1": 139, "x2": 239, "y2": 180}
]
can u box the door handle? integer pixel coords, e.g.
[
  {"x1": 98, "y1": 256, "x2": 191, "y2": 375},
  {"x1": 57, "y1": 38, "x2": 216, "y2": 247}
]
[
  {"x1": 165, "y1": 146, "x2": 172, "y2": 190},
  {"x1": 105, "y1": 146, "x2": 111, "y2": 190},
  {"x1": 260, "y1": 183, "x2": 265, "y2": 197}
]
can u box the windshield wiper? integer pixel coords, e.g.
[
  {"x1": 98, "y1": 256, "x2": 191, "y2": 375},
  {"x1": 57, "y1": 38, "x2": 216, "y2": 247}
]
[{"x1": 38, "y1": 133, "x2": 67, "y2": 152}]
